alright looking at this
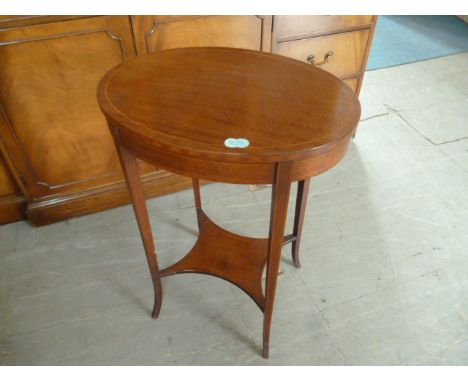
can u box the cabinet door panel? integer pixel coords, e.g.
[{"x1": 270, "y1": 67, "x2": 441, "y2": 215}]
[
  {"x1": 0, "y1": 16, "x2": 147, "y2": 198},
  {"x1": 132, "y1": 16, "x2": 266, "y2": 55}
]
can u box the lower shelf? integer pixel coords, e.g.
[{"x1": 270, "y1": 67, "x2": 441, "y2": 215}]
[
  {"x1": 160, "y1": 210, "x2": 269, "y2": 311},
  {"x1": 160, "y1": 210, "x2": 299, "y2": 311}
]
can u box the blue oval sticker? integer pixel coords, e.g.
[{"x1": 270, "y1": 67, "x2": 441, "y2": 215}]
[{"x1": 224, "y1": 138, "x2": 250, "y2": 148}]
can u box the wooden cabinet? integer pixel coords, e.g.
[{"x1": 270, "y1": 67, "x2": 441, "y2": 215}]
[{"x1": 0, "y1": 15, "x2": 375, "y2": 226}]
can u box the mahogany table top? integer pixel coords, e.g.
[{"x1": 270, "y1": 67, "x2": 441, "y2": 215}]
[{"x1": 97, "y1": 47, "x2": 360, "y2": 164}]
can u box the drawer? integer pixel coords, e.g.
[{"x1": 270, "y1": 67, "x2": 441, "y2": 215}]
[
  {"x1": 274, "y1": 15, "x2": 374, "y2": 42},
  {"x1": 343, "y1": 77, "x2": 359, "y2": 92},
  {"x1": 274, "y1": 29, "x2": 370, "y2": 78}
]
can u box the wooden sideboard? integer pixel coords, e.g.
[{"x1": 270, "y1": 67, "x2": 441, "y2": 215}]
[{"x1": 0, "y1": 15, "x2": 376, "y2": 226}]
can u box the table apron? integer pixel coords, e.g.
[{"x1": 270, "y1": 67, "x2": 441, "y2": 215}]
[{"x1": 116, "y1": 127, "x2": 352, "y2": 184}]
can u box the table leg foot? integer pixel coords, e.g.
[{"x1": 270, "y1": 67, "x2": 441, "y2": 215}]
[
  {"x1": 151, "y1": 272, "x2": 163, "y2": 319},
  {"x1": 262, "y1": 340, "x2": 269, "y2": 359},
  {"x1": 152, "y1": 298, "x2": 162, "y2": 319},
  {"x1": 291, "y1": 244, "x2": 302, "y2": 268}
]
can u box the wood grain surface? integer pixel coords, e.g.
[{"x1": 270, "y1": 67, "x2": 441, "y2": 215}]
[
  {"x1": 0, "y1": 16, "x2": 142, "y2": 196},
  {"x1": 99, "y1": 47, "x2": 361, "y2": 168}
]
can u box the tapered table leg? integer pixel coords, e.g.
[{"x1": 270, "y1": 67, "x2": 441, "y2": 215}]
[
  {"x1": 263, "y1": 162, "x2": 292, "y2": 358},
  {"x1": 192, "y1": 178, "x2": 203, "y2": 229},
  {"x1": 113, "y1": 131, "x2": 163, "y2": 319},
  {"x1": 291, "y1": 178, "x2": 311, "y2": 268}
]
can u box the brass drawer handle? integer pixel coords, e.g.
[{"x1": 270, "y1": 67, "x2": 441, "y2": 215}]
[{"x1": 306, "y1": 51, "x2": 334, "y2": 67}]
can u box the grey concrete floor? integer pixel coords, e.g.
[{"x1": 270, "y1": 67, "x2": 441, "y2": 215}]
[{"x1": 1, "y1": 53, "x2": 468, "y2": 365}]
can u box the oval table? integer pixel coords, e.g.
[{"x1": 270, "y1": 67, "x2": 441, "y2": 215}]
[{"x1": 97, "y1": 47, "x2": 360, "y2": 358}]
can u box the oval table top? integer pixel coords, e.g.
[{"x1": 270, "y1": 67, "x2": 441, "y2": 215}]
[{"x1": 97, "y1": 47, "x2": 360, "y2": 165}]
